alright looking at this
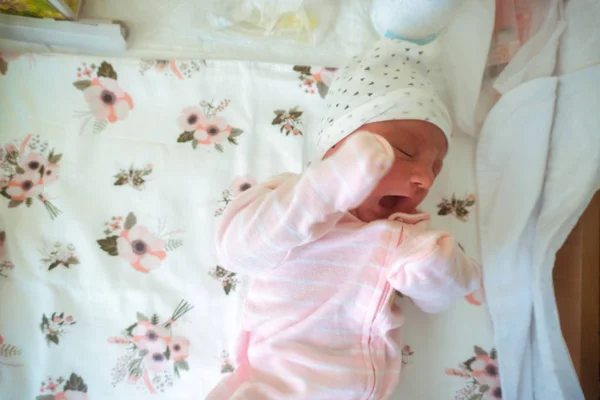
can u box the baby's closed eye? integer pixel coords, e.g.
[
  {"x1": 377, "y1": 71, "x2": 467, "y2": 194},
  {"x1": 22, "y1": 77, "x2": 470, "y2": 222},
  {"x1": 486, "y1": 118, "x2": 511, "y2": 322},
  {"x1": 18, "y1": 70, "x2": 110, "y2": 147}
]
[{"x1": 393, "y1": 146, "x2": 413, "y2": 159}]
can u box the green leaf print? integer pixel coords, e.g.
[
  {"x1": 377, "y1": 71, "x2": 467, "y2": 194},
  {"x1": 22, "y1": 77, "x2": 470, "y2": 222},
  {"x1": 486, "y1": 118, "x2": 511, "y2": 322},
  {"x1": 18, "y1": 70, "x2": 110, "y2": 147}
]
[
  {"x1": 0, "y1": 58, "x2": 7, "y2": 76},
  {"x1": 47, "y1": 333, "x2": 59, "y2": 345},
  {"x1": 292, "y1": 65, "x2": 311, "y2": 75},
  {"x1": 136, "y1": 312, "x2": 149, "y2": 322},
  {"x1": 229, "y1": 128, "x2": 243, "y2": 138},
  {"x1": 224, "y1": 281, "x2": 234, "y2": 295},
  {"x1": 175, "y1": 359, "x2": 189, "y2": 371},
  {"x1": 97, "y1": 61, "x2": 117, "y2": 80},
  {"x1": 227, "y1": 137, "x2": 238, "y2": 145},
  {"x1": 114, "y1": 176, "x2": 128, "y2": 186},
  {"x1": 165, "y1": 239, "x2": 183, "y2": 252},
  {"x1": 0, "y1": 343, "x2": 22, "y2": 357},
  {"x1": 73, "y1": 80, "x2": 92, "y2": 90},
  {"x1": 97, "y1": 235, "x2": 119, "y2": 256},
  {"x1": 48, "y1": 151, "x2": 63, "y2": 164},
  {"x1": 474, "y1": 346, "x2": 488, "y2": 356},
  {"x1": 192, "y1": 139, "x2": 198, "y2": 149},
  {"x1": 124, "y1": 212, "x2": 137, "y2": 230},
  {"x1": 317, "y1": 81, "x2": 328, "y2": 98},
  {"x1": 93, "y1": 119, "x2": 108, "y2": 134},
  {"x1": 63, "y1": 373, "x2": 88, "y2": 392},
  {"x1": 66, "y1": 257, "x2": 80, "y2": 265},
  {"x1": 48, "y1": 261, "x2": 62, "y2": 271},
  {"x1": 125, "y1": 321, "x2": 138, "y2": 337},
  {"x1": 8, "y1": 199, "x2": 23, "y2": 208},
  {"x1": 214, "y1": 143, "x2": 224, "y2": 153},
  {"x1": 177, "y1": 131, "x2": 194, "y2": 143}
]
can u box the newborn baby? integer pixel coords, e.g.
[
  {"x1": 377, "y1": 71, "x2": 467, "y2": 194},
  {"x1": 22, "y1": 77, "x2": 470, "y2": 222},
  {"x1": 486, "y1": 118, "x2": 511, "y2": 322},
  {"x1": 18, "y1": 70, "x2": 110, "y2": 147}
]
[{"x1": 207, "y1": 37, "x2": 481, "y2": 399}]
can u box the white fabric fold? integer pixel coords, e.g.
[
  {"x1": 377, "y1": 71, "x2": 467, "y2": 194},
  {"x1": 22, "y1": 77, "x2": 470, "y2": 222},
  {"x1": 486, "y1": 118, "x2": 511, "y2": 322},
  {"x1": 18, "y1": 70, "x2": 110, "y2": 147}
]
[{"x1": 477, "y1": 66, "x2": 600, "y2": 400}]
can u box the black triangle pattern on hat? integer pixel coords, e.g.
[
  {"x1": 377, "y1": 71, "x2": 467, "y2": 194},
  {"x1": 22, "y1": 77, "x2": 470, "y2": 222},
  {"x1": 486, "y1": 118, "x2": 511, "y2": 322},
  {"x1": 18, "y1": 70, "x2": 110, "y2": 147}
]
[{"x1": 315, "y1": 38, "x2": 451, "y2": 159}]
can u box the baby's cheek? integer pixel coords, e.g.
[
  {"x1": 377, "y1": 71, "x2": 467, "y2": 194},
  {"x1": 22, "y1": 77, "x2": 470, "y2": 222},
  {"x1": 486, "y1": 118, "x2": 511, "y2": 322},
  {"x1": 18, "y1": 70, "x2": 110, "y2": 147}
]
[{"x1": 378, "y1": 168, "x2": 404, "y2": 189}]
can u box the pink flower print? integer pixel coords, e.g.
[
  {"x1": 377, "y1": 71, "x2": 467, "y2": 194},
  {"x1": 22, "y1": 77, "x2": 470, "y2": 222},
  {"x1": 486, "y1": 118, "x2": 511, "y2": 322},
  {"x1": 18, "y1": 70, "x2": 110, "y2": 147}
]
[
  {"x1": 0, "y1": 335, "x2": 3, "y2": 344},
  {"x1": 144, "y1": 350, "x2": 171, "y2": 373},
  {"x1": 20, "y1": 152, "x2": 46, "y2": 173},
  {"x1": 5, "y1": 144, "x2": 16, "y2": 153},
  {"x1": 230, "y1": 176, "x2": 257, "y2": 196},
  {"x1": 55, "y1": 390, "x2": 88, "y2": 400},
  {"x1": 5, "y1": 171, "x2": 44, "y2": 201},
  {"x1": 169, "y1": 336, "x2": 190, "y2": 361},
  {"x1": 66, "y1": 316, "x2": 73, "y2": 323},
  {"x1": 128, "y1": 375, "x2": 139, "y2": 383},
  {"x1": 470, "y1": 355, "x2": 500, "y2": 386},
  {"x1": 53, "y1": 315, "x2": 62, "y2": 323},
  {"x1": 46, "y1": 381, "x2": 58, "y2": 392},
  {"x1": 178, "y1": 106, "x2": 205, "y2": 132},
  {"x1": 311, "y1": 67, "x2": 336, "y2": 87},
  {"x1": 116, "y1": 225, "x2": 167, "y2": 273},
  {"x1": 43, "y1": 163, "x2": 60, "y2": 185},
  {"x1": 83, "y1": 77, "x2": 134, "y2": 123},
  {"x1": 483, "y1": 381, "x2": 502, "y2": 399},
  {"x1": 132, "y1": 321, "x2": 170, "y2": 352},
  {"x1": 195, "y1": 115, "x2": 232, "y2": 144}
]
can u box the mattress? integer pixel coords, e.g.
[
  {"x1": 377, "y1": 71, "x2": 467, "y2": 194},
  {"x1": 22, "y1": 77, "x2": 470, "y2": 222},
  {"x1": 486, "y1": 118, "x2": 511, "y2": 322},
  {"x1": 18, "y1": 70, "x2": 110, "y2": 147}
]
[{"x1": 0, "y1": 54, "x2": 494, "y2": 399}]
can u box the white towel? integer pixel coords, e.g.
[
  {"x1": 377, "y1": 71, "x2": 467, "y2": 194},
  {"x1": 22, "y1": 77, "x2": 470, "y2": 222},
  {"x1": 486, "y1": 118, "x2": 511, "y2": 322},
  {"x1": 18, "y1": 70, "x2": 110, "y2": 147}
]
[{"x1": 477, "y1": 66, "x2": 600, "y2": 400}]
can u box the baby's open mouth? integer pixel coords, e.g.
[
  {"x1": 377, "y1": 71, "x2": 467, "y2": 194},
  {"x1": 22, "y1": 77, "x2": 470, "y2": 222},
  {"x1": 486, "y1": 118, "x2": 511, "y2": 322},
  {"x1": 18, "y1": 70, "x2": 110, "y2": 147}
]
[{"x1": 378, "y1": 195, "x2": 408, "y2": 210}]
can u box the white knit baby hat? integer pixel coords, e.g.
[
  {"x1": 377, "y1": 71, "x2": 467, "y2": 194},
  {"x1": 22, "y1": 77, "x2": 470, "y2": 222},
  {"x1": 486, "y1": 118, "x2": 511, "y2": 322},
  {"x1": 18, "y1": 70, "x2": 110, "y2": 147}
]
[{"x1": 316, "y1": 37, "x2": 452, "y2": 159}]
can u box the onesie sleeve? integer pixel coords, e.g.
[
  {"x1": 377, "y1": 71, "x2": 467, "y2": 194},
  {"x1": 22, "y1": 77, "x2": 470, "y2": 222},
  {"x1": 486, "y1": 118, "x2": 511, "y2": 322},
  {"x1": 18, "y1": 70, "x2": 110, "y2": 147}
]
[
  {"x1": 216, "y1": 131, "x2": 395, "y2": 276},
  {"x1": 386, "y1": 231, "x2": 482, "y2": 313}
]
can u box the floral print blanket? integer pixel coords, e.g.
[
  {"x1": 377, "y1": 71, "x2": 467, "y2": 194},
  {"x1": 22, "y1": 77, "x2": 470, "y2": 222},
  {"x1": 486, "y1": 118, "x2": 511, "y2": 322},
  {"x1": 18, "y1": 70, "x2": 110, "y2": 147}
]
[{"x1": 0, "y1": 53, "x2": 499, "y2": 400}]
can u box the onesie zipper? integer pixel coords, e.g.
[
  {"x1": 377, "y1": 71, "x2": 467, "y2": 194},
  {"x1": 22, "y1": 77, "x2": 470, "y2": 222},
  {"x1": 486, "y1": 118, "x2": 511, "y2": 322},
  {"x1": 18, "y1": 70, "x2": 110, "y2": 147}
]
[{"x1": 366, "y1": 226, "x2": 402, "y2": 399}]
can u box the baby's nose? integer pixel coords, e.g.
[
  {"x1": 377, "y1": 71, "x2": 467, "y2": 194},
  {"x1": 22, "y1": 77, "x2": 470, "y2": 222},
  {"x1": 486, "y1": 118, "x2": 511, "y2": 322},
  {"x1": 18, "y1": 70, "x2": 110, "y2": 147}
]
[{"x1": 410, "y1": 167, "x2": 434, "y2": 189}]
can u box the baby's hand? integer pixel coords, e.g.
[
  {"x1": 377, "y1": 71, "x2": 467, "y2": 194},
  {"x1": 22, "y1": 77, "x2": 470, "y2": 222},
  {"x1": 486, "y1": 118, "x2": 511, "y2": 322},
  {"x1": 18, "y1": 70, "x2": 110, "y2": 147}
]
[{"x1": 325, "y1": 131, "x2": 394, "y2": 211}]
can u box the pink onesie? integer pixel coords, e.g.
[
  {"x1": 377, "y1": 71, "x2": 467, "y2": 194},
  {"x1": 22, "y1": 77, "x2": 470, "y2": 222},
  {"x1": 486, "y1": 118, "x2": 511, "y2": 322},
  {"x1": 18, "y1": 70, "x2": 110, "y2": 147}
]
[{"x1": 207, "y1": 134, "x2": 481, "y2": 399}]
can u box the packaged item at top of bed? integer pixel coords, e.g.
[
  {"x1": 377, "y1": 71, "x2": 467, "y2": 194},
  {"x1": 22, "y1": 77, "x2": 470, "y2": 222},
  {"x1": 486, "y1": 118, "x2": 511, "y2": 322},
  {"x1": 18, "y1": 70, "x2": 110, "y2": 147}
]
[
  {"x1": 205, "y1": 0, "x2": 336, "y2": 46},
  {"x1": 0, "y1": 0, "x2": 82, "y2": 20}
]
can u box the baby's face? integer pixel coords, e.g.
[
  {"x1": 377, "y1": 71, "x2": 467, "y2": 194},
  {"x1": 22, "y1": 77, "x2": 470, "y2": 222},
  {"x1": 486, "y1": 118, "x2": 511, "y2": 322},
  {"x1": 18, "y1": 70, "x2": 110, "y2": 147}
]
[{"x1": 332, "y1": 120, "x2": 448, "y2": 222}]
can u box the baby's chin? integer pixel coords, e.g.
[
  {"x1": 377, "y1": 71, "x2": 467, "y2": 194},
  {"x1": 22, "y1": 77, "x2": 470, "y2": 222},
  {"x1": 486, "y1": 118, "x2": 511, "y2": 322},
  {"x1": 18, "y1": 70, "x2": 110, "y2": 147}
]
[{"x1": 354, "y1": 196, "x2": 419, "y2": 222}]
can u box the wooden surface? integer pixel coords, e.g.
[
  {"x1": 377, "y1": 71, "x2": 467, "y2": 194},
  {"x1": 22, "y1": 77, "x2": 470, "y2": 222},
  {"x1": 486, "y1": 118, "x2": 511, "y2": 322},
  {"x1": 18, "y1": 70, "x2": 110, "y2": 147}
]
[{"x1": 554, "y1": 191, "x2": 600, "y2": 399}]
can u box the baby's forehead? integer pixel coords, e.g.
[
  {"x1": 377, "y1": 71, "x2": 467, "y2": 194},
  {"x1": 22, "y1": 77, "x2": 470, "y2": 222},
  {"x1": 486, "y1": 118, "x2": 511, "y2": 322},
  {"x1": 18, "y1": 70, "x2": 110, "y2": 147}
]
[{"x1": 358, "y1": 120, "x2": 434, "y2": 141}]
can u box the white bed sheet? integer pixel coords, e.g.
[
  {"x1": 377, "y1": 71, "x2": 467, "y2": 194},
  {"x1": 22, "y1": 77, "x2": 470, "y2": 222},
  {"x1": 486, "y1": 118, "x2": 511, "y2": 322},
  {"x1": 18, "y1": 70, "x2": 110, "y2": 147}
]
[{"x1": 0, "y1": 53, "x2": 494, "y2": 399}]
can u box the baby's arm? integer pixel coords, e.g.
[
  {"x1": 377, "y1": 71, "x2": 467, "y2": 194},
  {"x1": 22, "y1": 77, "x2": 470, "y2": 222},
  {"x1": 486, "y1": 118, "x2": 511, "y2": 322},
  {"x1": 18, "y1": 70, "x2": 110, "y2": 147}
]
[
  {"x1": 386, "y1": 232, "x2": 481, "y2": 313},
  {"x1": 217, "y1": 131, "x2": 394, "y2": 276}
]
